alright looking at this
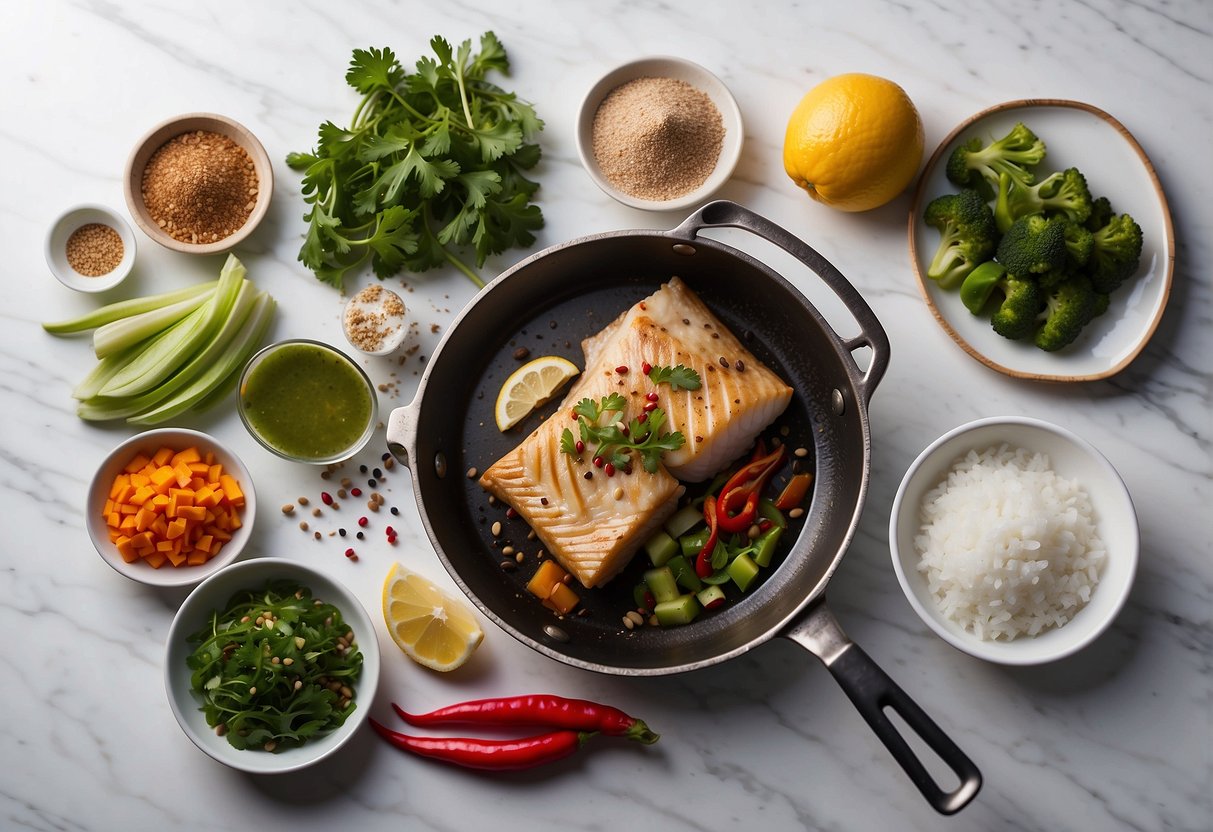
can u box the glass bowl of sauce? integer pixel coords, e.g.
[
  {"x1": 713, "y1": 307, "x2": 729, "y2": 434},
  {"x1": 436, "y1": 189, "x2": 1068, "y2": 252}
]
[{"x1": 238, "y1": 340, "x2": 377, "y2": 464}]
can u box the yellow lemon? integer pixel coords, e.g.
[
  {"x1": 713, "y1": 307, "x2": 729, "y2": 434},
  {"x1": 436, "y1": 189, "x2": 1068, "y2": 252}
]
[
  {"x1": 783, "y1": 73, "x2": 924, "y2": 212},
  {"x1": 382, "y1": 562, "x2": 483, "y2": 672},
  {"x1": 494, "y1": 355, "x2": 580, "y2": 431}
]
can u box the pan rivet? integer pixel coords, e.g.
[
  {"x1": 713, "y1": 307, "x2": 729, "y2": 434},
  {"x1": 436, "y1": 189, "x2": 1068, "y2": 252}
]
[
  {"x1": 433, "y1": 452, "x2": 447, "y2": 478},
  {"x1": 671, "y1": 244, "x2": 696, "y2": 256},
  {"x1": 542, "y1": 624, "x2": 570, "y2": 643},
  {"x1": 831, "y1": 389, "x2": 846, "y2": 415}
]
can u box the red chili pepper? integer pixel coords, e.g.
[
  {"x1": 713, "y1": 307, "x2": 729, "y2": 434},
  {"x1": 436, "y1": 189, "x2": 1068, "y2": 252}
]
[
  {"x1": 392, "y1": 696, "x2": 660, "y2": 744},
  {"x1": 696, "y1": 494, "x2": 720, "y2": 577},
  {"x1": 370, "y1": 719, "x2": 592, "y2": 770},
  {"x1": 716, "y1": 445, "x2": 787, "y2": 533},
  {"x1": 774, "y1": 472, "x2": 815, "y2": 511}
]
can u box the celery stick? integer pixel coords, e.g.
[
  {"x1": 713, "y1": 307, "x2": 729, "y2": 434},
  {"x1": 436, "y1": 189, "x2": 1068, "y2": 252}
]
[
  {"x1": 128, "y1": 292, "x2": 275, "y2": 425},
  {"x1": 99, "y1": 260, "x2": 245, "y2": 397},
  {"x1": 91, "y1": 291, "x2": 214, "y2": 358},
  {"x1": 644, "y1": 530, "x2": 679, "y2": 567},
  {"x1": 43, "y1": 281, "x2": 217, "y2": 335},
  {"x1": 654, "y1": 594, "x2": 701, "y2": 626},
  {"x1": 643, "y1": 567, "x2": 680, "y2": 604},
  {"x1": 72, "y1": 341, "x2": 147, "y2": 400},
  {"x1": 76, "y1": 283, "x2": 258, "y2": 421}
]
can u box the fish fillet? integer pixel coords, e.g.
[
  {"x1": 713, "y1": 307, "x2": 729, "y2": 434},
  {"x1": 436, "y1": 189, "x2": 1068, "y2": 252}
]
[{"x1": 480, "y1": 278, "x2": 792, "y2": 588}]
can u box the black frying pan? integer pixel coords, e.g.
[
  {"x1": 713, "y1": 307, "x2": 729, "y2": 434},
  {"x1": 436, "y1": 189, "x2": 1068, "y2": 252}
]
[{"x1": 386, "y1": 201, "x2": 981, "y2": 813}]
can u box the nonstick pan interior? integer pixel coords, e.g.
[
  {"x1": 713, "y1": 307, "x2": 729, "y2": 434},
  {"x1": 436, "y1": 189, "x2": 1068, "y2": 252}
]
[{"x1": 404, "y1": 230, "x2": 870, "y2": 672}]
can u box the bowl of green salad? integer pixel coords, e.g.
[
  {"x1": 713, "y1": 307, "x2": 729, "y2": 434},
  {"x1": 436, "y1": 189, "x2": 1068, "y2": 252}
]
[{"x1": 164, "y1": 558, "x2": 380, "y2": 773}]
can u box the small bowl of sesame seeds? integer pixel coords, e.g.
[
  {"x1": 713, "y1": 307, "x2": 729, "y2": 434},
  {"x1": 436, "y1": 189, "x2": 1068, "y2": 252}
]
[
  {"x1": 44, "y1": 203, "x2": 136, "y2": 292},
  {"x1": 124, "y1": 113, "x2": 273, "y2": 255}
]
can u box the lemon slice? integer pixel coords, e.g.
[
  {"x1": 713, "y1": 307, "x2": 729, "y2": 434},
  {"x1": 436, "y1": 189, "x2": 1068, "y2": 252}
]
[
  {"x1": 494, "y1": 355, "x2": 580, "y2": 431},
  {"x1": 382, "y1": 562, "x2": 484, "y2": 672}
]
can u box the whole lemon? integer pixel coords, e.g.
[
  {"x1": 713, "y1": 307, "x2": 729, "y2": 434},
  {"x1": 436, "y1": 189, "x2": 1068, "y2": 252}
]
[{"x1": 783, "y1": 73, "x2": 924, "y2": 212}]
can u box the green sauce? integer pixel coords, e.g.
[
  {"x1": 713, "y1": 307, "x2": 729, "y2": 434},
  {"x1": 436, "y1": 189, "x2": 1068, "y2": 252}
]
[{"x1": 241, "y1": 342, "x2": 373, "y2": 461}]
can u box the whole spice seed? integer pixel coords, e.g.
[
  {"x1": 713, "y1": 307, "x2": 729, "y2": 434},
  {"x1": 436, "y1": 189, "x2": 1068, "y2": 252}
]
[
  {"x1": 591, "y1": 76, "x2": 725, "y2": 201},
  {"x1": 65, "y1": 223, "x2": 124, "y2": 276},
  {"x1": 141, "y1": 130, "x2": 259, "y2": 244}
]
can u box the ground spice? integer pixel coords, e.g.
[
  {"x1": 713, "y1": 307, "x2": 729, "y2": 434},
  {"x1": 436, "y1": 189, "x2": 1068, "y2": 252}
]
[
  {"x1": 141, "y1": 130, "x2": 259, "y2": 244},
  {"x1": 65, "y1": 223, "x2": 124, "y2": 276},
  {"x1": 591, "y1": 76, "x2": 724, "y2": 201},
  {"x1": 344, "y1": 284, "x2": 407, "y2": 354}
]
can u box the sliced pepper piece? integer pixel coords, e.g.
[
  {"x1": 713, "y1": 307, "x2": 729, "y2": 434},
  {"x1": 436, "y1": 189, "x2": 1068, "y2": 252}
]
[
  {"x1": 695, "y1": 494, "x2": 720, "y2": 578},
  {"x1": 774, "y1": 472, "x2": 814, "y2": 511},
  {"x1": 716, "y1": 445, "x2": 787, "y2": 533}
]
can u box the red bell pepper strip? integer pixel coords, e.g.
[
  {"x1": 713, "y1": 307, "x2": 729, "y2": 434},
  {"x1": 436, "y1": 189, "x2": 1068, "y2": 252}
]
[
  {"x1": 774, "y1": 472, "x2": 814, "y2": 511},
  {"x1": 370, "y1": 719, "x2": 593, "y2": 770},
  {"x1": 695, "y1": 494, "x2": 720, "y2": 577},
  {"x1": 716, "y1": 445, "x2": 787, "y2": 533},
  {"x1": 392, "y1": 697, "x2": 660, "y2": 744}
]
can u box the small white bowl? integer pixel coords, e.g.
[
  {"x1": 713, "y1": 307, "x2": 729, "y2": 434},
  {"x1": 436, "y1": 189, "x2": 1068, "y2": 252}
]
[
  {"x1": 86, "y1": 428, "x2": 256, "y2": 588},
  {"x1": 164, "y1": 558, "x2": 381, "y2": 774},
  {"x1": 45, "y1": 204, "x2": 137, "y2": 292},
  {"x1": 890, "y1": 417, "x2": 1138, "y2": 665},
  {"x1": 576, "y1": 56, "x2": 744, "y2": 211}
]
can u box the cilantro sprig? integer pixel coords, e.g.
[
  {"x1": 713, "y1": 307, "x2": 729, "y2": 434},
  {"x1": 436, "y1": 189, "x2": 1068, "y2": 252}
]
[
  {"x1": 560, "y1": 394, "x2": 685, "y2": 474},
  {"x1": 286, "y1": 34, "x2": 544, "y2": 290},
  {"x1": 647, "y1": 363, "x2": 701, "y2": 391}
]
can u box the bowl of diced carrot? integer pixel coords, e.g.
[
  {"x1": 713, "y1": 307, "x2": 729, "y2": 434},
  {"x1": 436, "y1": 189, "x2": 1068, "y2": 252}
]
[{"x1": 86, "y1": 428, "x2": 256, "y2": 587}]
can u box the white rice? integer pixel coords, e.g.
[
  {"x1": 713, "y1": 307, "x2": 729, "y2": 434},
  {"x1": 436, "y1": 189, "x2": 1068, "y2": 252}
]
[{"x1": 914, "y1": 444, "x2": 1105, "y2": 641}]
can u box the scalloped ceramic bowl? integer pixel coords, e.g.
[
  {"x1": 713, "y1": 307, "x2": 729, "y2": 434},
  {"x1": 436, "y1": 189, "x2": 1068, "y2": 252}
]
[
  {"x1": 890, "y1": 417, "x2": 1138, "y2": 665},
  {"x1": 576, "y1": 56, "x2": 744, "y2": 211},
  {"x1": 86, "y1": 428, "x2": 256, "y2": 588},
  {"x1": 164, "y1": 557, "x2": 380, "y2": 774}
]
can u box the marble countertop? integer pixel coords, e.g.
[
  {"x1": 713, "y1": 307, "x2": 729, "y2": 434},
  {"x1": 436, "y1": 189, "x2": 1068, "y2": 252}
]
[{"x1": 4, "y1": 1, "x2": 1210, "y2": 830}]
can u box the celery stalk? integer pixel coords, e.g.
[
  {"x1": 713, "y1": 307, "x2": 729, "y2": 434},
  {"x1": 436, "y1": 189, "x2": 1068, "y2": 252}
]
[
  {"x1": 92, "y1": 291, "x2": 214, "y2": 358},
  {"x1": 43, "y1": 281, "x2": 217, "y2": 335},
  {"x1": 72, "y1": 341, "x2": 148, "y2": 400},
  {"x1": 76, "y1": 282, "x2": 258, "y2": 421},
  {"x1": 99, "y1": 258, "x2": 246, "y2": 397},
  {"x1": 127, "y1": 292, "x2": 276, "y2": 425}
]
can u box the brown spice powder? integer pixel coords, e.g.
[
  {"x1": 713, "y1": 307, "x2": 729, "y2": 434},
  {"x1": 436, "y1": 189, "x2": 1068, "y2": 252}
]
[
  {"x1": 344, "y1": 284, "x2": 407, "y2": 353},
  {"x1": 591, "y1": 76, "x2": 725, "y2": 201},
  {"x1": 141, "y1": 130, "x2": 259, "y2": 244},
  {"x1": 65, "y1": 223, "x2": 124, "y2": 276}
]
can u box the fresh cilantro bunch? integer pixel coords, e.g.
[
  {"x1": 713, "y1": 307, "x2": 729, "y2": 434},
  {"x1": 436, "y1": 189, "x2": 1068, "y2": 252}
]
[
  {"x1": 560, "y1": 393, "x2": 686, "y2": 474},
  {"x1": 286, "y1": 33, "x2": 544, "y2": 290}
]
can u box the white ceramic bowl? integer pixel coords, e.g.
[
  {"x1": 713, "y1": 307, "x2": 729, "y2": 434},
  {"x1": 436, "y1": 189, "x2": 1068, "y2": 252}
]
[
  {"x1": 889, "y1": 416, "x2": 1138, "y2": 665},
  {"x1": 164, "y1": 558, "x2": 380, "y2": 774},
  {"x1": 86, "y1": 428, "x2": 256, "y2": 588},
  {"x1": 45, "y1": 204, "x2": 137, "y2": 292},
  {"x1": 576, "y1": 56, "x2": 744, "y2": 211}
]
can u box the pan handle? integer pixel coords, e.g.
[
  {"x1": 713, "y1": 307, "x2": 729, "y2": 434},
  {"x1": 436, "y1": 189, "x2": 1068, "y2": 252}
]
[
  {"x1": 783, "y1": 603, "x2": 982, "y2": 815},
  {"x1": 672, "y1": 200, "x2": 890, "y2": 406},
  {"x1": 385, "y1": 398, "x2": 421, "y2": 470}
]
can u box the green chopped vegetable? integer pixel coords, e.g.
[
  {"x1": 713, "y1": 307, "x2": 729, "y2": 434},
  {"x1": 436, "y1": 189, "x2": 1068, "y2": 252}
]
[
  {"x1": 286, "y1": 33, "x2": 544, "y2": 291},
  {"x1": 559, "y1": 394, "x2": 685, "y2": 474},
  {"x1": 185, "y1": 580, "x2": 363, "y2": 752},
  {"x1": 42, "y1": 281, "x2": 217, "y2": 336},
  {"x1": 646, "y1": 363, "x2": 701, "y2": 391}
]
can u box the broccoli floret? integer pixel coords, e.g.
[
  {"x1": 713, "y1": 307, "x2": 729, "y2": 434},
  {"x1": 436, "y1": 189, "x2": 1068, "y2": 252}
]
[
  {"x1": 991, "y1": 273, "x2": 1045, "y2": 340},
  {"x1": 996, "y1": 214, "x2": 1067, "y2": 277},
  {"x1": 1034, "y1": 275, "x2": 1099, "y2": 352},
  {"x1": 1087, "y1": 213, "x2": 1143, "y2": 293},
  {"x1": 994, "y1": 167, "x2": 1094, "y2": 231},
  {"x1": 1085, "y1": 196, "x2": 1114, "y2": 232},
  {"x1": 1091, "y1": 291, "x2": 1111, "y2": 318},
  {"x1": 1062, "y1": 220, "x2": 1094, "y2": 267},
  {"x1": 946, "y1": 122, "x2": 1046, "y2": 193},
  {"x1": 923, "y1": 189, "x2": 998, "y2": 289}
]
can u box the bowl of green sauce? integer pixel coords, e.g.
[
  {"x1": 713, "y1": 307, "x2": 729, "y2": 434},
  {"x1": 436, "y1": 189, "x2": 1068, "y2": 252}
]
[{"x1": 238, "y1": 339, "x2": 377, "y2": 464}]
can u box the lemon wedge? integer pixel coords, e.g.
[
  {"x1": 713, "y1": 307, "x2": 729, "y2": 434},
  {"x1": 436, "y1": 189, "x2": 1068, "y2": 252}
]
[
  {"x1": 494, "y1": 355, "x2": 580, "y2": 431},
  {"x1": 382, "y1": 562, "x2": 484, "y2": 672}
]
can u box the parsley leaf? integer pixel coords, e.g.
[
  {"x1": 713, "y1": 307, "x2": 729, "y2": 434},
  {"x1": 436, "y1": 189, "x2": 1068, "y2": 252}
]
[
  {"x1": 562, "y1": 395, "x2": 685, "y2": 475},
  {"x1": 288, "y1": 34, "x2": 544, "y2": 291},
  {"x1": 648, "y1": 364, "x2": 702, "y2": 391}
]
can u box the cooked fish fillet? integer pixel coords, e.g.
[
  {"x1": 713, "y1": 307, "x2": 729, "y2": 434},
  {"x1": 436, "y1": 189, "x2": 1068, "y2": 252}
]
[{"x1": 480, "y1": 277, "x2": 792, "y2": 588}]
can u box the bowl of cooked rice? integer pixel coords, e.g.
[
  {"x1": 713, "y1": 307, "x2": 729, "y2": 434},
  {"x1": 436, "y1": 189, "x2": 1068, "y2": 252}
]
[{"x1": 890, "y1": 416, "x2": 1138, "y2": 665}]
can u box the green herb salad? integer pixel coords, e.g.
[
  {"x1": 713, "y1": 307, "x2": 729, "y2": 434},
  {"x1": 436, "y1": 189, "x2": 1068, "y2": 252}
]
[{"x1": 186, "y1": 580, "x2": 363, "y2": 752}]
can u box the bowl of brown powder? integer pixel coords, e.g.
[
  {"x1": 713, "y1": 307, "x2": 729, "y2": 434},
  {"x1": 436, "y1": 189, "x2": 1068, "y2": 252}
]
[
  {"x1": 44, "y1": 203, "x2": 137, "y2": 292},
  {"x1": 578, "y1": 57, "x2": 743, "y2": 211},
  {"x1": 124, "y1": 113, "x2": 273, "y2": 254}
]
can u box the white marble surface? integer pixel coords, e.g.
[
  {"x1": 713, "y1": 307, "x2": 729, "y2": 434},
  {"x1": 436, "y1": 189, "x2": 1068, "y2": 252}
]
[{"x1": 4, "y1": 1, "x2": 1211, "y2": 830}]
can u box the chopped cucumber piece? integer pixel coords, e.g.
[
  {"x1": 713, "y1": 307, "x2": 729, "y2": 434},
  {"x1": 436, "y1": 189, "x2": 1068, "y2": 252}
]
[
  {"x1": 644, "y1": 530, "x2": 679, "y2": 567},
  {"x1": 643, "y1": 566, "x2": 679, "y2": 604},
  {"x1": 753, "y1": 526, "x2": 783, "y2": 568},
  {"x1": 759, "y1": 498, "x2": 786, "y2": 529},
  {"x1": 727, "y1": 553, "x2": 761, "y2": 592},
  {"x1": 679, "y1": 527, "x2": 711, "y2": 558},
  {"x1": 666, "y1": 554, "x2": 703, "y2": 593},
  {"x1": 696, "y1": 585, "x2": 726, "y2": 610},
  {"x1": 654, "y1": 594, "x2": 701, "y2": 626},
  {"x1": 664, "y1": 504, "x2": 704, "y2": 538}
]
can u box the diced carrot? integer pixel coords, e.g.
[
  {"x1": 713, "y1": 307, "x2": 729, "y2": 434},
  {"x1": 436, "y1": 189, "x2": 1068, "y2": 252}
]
[
  {"x1": 115, "y1": 484, "x2": 137, "y2": 504},
  {"x1": 107, "y1": 511, "x2": 122, "y2": 528},
  {"x1": 544, "y1": 582, "x2": 580, "y2": 615},
  {"x1": 152, "y1": 446, "x2": 175, "y2": 467},
  {"x1": 135, "y1": 508, "x2": 156, "y2": 533},
  {"x1": 109, "y1": 474, "x2": 130, "y2": 500},
  {"x1": 129, "y1": 472, "x2": 151, "y2": 489},
  {"x1": 150, "y1": 466, "x2": 176, "y2": 488},
  {"x1": 170, "y1": 447, "x2": 201, "y2": 466},
  {"x1": 165, "y1": 517, "x2": 188, "y2": 540},
  {"x1": 194, "y1": 486, "x2": 219, "y2": 508},
  {"x1": 207, "y1": 464, "x2": 222, "y2": 483},
  {"x1": 187, "y1": 461, "x2": 210, "y2": 475},
  {"x1": 156, "y1": 540, "x2": 175, "y2": 553},
  {"x1": 115, "y1": 537, "x2": 137, "y2": 562},
  {"x1": 186, "y1": 551, "x2": 209, "y2": 566},
  {"x1": 209, "y1": 527, "x2": 232, "y2": 543},
  {"x1": 218, "y1": 474, "x2": 244, "y2": 507},
  {"x1": 173, "y1": 461, "x2": 193, "y2": 488},
  {"x1": 194, "y1": 534, "x2": 214, "y2": 554},
  {"x1": 145, "y1": 552, "x2": 168, "y2": 569},
  {"x1": 177, "y1": 505, "x2": 206, "y2": 522},
  {"x1": 130, "y1": 485, "x2": 156, "y2": 506},
  {"x1": 150, "y1": 494, "x2": 170, "y2": 512},
  {"x1": 123, "y1": 453, "x2": 152, "y2": 474},
  {"x1": 103, "y1": 499, "x2": 115, "y2": 515}
]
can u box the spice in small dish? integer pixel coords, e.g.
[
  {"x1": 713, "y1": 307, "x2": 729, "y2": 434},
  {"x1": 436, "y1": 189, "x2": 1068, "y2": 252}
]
[
  {"x1": 343, "y1": 284, "x2": 407, "y2": 356},
  {"x1": 591, "y1": 76, "x2": 724, "y2": 202},
  {"x1": 141, "y1": 130, "x2": 259, "y2": 245},
  {"x1": 65, "y1": 223, "x2": 124, "y2": 276}
]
